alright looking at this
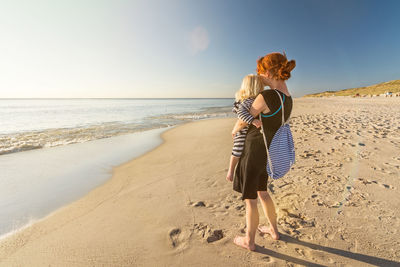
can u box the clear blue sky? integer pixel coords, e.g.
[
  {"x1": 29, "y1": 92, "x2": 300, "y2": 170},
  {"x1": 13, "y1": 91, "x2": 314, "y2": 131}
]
[{"x1": 0, "y1": 0, "x2": 399, "y2": 98}]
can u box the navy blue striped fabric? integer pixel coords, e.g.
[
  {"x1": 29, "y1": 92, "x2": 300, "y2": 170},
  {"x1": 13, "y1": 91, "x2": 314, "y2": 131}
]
[
  {"x1": 232, "y1": 98, "x2": 255, "y2": 124},
  {"x1": 231, "y1": 98, "x2": 255, "y2": 157},
  {"x1": 266, "y1": 124, "x2": 295, "y2": 179},
  {"x1": 237, "y1": 98, "x2": 255, "y2": 124},
  {"x1": 259, "y1": 89, "x2": 295, "y2": 179}
]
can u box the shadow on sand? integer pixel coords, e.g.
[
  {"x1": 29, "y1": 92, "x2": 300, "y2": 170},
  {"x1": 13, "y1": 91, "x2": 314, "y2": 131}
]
[{"x1": 253, "y1": 234, "x2": 399, "y2": 266}]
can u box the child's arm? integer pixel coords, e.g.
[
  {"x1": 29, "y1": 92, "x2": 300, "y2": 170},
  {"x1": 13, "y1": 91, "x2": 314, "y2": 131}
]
[
  {"x1": 237, "y1": 100, "x2": 255, "y2": 125},
  {"x1": 238, "y1": 99, "x2": 262, "y2": 128}
]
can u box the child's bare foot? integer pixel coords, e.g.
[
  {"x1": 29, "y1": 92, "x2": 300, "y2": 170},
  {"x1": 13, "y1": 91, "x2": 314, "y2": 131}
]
[
  {"x1": 233, "y1": 235, "x2": 256, "y2": 251},
  {"x1": 226, "y1": 172, "x2": 233, "y2": 182},
  {"x1": 257, "y1": 225, "x2": 280, "y2": 240}
]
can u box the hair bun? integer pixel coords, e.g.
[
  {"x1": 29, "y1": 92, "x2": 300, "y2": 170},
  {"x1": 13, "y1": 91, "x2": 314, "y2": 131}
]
[
  {"x1": 285, "y1": 60, "x2": 296, "y2": 72},
  {"x1": 257, "y1": 52, "x2": 296, "y2": 80},
  {"x1": 278, "y1": 59, "x2": 296, "y2": 80}
]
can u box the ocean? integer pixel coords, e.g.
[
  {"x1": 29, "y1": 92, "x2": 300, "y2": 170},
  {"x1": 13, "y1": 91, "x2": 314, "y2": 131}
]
[
  {"x1": 0, "y1": 98, "x2": 235, "y2": 155},
  {"x1": 0, "y1": 98, "x2": 235, "y2": 239}
]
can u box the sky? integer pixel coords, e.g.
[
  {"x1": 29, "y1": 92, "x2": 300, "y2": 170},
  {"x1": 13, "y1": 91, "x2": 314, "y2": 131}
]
[{"x1": 0, "y1": 0, "x2": 399, "y2": 98}]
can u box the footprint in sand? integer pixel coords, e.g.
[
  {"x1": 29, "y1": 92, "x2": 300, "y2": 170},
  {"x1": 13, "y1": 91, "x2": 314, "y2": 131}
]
[
  {"x1": 192, "y1": 201, "x2": 206, "y2": 207},
  {"x1": 384, "y1": 162, "x2": 400, "y2": 169},
  {"x1": 357, "y1": 178, "x2": 378, "y2": 185},
  {"x1": 276, "y1": 181, "x2": 294, "y2": 190},
  {"x1": 324, "y1": 231, "x2": 337, "y2": 240},
  {"x1": 235, "y1": 204, "x2": 245, "y2": 211},
  {"x1": 201, "y1": 196, "x2": 239, "y2": 212},
  {"x1": 168, "y1": 228, "x2": 182, "y2": 248},
  {"x1": 295, "y1": 247, "x2": 306, "y2": 257},
  {"x1": 278, "y1": 210, "x2": 315, "y2": 237},
  {"x1": 356, "y1": 178, "x2": 395, "y2": 189},
  {"x1": 253, "y1": 255, "x2": 274, "y2": 266},
  {"x1": 372, "y1": 166, "x2": 395, "y2": 174},
  {"x1": 210, "y1": 180, "x2": 218, "y2": 187},
  {"x1": 260, "y1": 256, "x2": 272, "y2": 263},
  {"x1": 193, "y1": 223, "x2": 224, "y2": 243},
  {"x1": 279, "y1": 193, "x2": 300, "y2": 206},
  {"x1": 380, "y1": 183, "x2": 395, "y2": 189},
  {"x1": 206, "y1": 230, "x2": 224, "y2": 243},
  {"x1": 194, "y1": 222, "x2": 211, "y2": 238}
]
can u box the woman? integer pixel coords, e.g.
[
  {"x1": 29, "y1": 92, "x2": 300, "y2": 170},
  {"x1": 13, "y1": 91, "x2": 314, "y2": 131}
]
[{"x1": 231, "y1": 52, "x2": 296, "y2": 251}]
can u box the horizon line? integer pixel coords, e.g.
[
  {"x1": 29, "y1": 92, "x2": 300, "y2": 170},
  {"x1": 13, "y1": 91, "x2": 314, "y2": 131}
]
[{"x1": 0, "y1": 97, "x2": 236, "y2": 100}]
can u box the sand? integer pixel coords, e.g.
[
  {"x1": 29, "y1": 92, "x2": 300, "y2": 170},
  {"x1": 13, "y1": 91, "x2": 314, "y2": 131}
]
[{"x1": 0, "y1": 96, "x2": 399, "y2": 266}]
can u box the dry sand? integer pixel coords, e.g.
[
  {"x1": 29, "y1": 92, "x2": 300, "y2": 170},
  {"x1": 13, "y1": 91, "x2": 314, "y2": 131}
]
[{"x1": 0, "y1": 96, "x2": 399, "y2": 266}]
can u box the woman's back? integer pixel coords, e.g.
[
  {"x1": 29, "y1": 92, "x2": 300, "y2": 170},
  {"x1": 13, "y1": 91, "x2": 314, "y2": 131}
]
[{"x1": 247, "y1": 89, "x2": 293, "y2": 147}]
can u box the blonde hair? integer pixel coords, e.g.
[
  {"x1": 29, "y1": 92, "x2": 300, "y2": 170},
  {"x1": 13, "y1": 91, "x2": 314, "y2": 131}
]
[{"x1": 235, "y1": 74, "x2": 264, "y2": 101}]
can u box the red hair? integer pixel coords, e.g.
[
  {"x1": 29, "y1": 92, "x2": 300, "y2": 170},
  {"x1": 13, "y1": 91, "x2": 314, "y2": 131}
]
[{"x1": 257, "y1": 52, "x2": 296, "y2": 80}]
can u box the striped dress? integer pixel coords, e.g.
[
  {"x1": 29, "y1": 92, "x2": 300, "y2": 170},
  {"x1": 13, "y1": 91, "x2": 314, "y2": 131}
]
[{"x1": 231, "y1": 98, "x2": 255, "y2": 157}]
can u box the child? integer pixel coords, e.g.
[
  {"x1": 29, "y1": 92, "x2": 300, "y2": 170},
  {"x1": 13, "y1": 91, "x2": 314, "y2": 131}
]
[{"x1": 226, "y1": 74, "x2": 264, "y2": 182}]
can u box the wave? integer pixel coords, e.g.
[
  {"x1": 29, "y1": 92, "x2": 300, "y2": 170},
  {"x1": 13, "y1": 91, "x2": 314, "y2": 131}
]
[{"x1": 0, "y1": 106, "x2": 235, "y2": 156}]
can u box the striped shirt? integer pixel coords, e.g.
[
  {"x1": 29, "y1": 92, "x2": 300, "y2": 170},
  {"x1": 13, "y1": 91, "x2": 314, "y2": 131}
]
[
  {"x1": 232, "y1": 98, "x2": 255, "y2": 124},
  {"x1": 231, "y1": 98, "x2": 255, "y2": 157}
]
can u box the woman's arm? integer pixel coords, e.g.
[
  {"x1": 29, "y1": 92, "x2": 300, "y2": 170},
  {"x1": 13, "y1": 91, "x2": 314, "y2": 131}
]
[
  {"x1": 232, "y1": 95, "x2": 267, "y2": 137},
  {"x1": 231, "y1": 119, "x2": 248, "y2": 138},
  {"x1": 249, "y1": 93, "x2": 270, "y2": 118}
]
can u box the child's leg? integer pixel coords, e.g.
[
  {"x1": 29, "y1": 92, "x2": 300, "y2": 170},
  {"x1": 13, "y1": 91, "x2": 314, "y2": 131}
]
[
  {"x1": 226, "y1": 155, "x2": 240, "y2": 181},
  {"x1": 227, "y1": 129, "x2": 247, "y2": 181}
]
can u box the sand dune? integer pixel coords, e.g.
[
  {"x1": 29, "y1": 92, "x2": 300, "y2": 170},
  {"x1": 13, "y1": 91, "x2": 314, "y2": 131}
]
[
  {"x1": 0, "y1": 96, "x2": 399, "y2": 266},
  {"x1": 303, "y1": 79, "x2": 400, "y2": 97}
]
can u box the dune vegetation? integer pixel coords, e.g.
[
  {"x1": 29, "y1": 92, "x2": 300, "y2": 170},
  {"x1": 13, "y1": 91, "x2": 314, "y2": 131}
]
[{"x1": 304, "y1": 79, "x2": 400, "y2": 97}]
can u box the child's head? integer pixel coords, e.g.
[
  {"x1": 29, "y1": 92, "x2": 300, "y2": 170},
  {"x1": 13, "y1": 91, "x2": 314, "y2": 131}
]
[{"x1": 235, "y1": 74, "x2": 264, "y2": 101}]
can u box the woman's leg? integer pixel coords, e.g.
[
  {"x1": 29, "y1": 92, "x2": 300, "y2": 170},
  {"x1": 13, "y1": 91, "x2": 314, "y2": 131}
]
[
  {"x1": 233, "y1": 198, "x2": 258, "y2": 251},
  {"x1": 226, "y1": 155, "x2": 239, "y2": 182},
  {"x1": 257, "y1": 191, "x2": 280, "y2": 240}
]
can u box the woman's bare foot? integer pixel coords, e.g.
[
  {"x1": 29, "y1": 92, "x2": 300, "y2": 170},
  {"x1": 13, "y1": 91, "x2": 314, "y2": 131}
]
[
  {"x1": 257, "y1": 225, "x2": 280, "y2": 240},
  {"x1": 226, "y1": 172, "x2": 233, "y2": 182},
  {"x1": 233, "y1": 236, "x2": 256, "y2": 251}
]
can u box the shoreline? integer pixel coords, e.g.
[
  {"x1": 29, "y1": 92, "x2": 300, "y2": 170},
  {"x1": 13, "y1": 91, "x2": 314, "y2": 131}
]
[
  {"x1": 0, "y1": 110, "x2": 234, "y2": 239},
  {"x1": 0, "y1": 126, "x2": 170, "y2": 240},
  {"x1": 0, "y1": 115, "x2": 235, "y2": 240},
  {"x1": 0, "y1": 116, "x2": 239, "y2": 266}
]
